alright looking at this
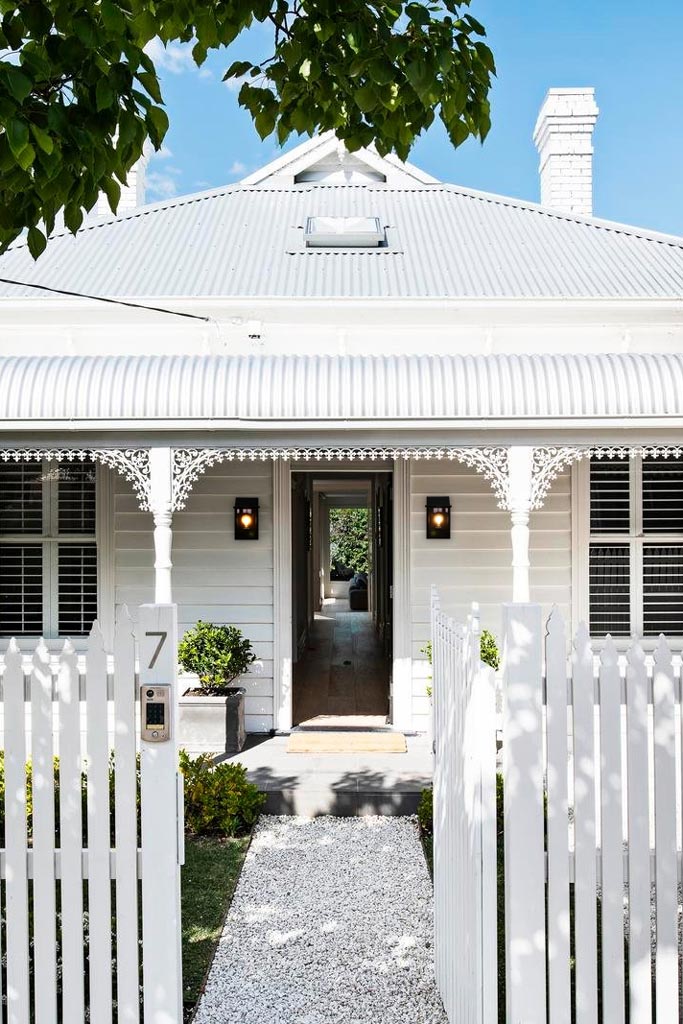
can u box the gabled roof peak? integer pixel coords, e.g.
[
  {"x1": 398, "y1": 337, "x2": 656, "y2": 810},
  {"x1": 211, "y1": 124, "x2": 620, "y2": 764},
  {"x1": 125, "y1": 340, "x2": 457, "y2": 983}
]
[{"x1": 238, "y1": 131, "x2": 438, "y2": 187}]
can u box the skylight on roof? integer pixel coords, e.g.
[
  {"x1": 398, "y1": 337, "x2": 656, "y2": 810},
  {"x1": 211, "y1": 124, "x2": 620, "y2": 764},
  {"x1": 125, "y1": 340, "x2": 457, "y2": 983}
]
[{"x1": 304, "y1": 216, "x2": 385, "y2": 247}]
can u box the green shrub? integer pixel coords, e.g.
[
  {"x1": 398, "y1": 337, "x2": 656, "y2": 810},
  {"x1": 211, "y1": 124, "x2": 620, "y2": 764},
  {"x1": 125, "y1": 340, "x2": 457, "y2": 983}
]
[
  {"x1": 329, "y1": 506, "x2": 370, "y2": 575},
  {"x1": 0, "y1": 749, "x2": 264, "y2": 842},
  {"x1": 417, "y1": 786, "x2": 434, "y2": 873},
  {"x1": 178, "y1": 621, "x2": 257, "y2": 695},
  {"x1": 417, "y1": 786, "x2": 433, "y2": 835},
  {"x1": 420, "y1": 629, "x2": 500, "y2": 674},
  {"x1": 180, "y1": 751, "x2": 265, "y2": 837},
  {"x1": 480, "y1": 629, "x2": 500, "y2": 670}
]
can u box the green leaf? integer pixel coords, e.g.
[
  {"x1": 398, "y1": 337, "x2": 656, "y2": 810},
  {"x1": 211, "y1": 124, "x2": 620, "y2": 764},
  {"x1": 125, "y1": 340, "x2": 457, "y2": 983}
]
[
  {"x1": 406, "y1": 3, "x2": 431, "y2": 26},
  {"x1": 254, "y1": 107, "x2": 276, "y2": 139},
  {"x1": 224, "y1": 60, "x2": 251, "y2": 81},
  {"x1": 102, "y1": 176, "x2": 121, "y2": 213},
  {"x1": 5, "y1": 66, "x2": 32, "y2": 104},
  {"x1": 64, "y1": 202, "x2": 83, "y2": 233},
  {"x1": 30, "y1": 123, "x2": 53, "y2": 154},
  {"x1": 27, "y1": 225, "x2": 46, "y2": 260},
  {"x1": 96, "y1": 78, "x2": 114, "y2": 112},
  {"x1": 354, "y1": 84, "x2": 377, "y2": 113},
  {"x1": 101, "y1": 0, "x2": 126, "y2": 34},
  {"x1": 6, "y1": 118, "x2": 29, "y2": 158},
  {"x1": 146, "y1": 105, "x2": 169, "y2": 147},
  {"x1": 445, "y1": 116, "x2": 470, "y2": 148},
  {"x1": 136, "y1": 70, "x2": 163, "y2": 103},
  {"x1": 312, "y1": 21, "x2": 335, "y2": 44}
]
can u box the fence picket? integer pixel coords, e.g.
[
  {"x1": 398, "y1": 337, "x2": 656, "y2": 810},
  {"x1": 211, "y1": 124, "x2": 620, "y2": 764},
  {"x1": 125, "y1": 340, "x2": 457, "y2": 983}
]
[
  {"x1": 625, "y1": 639, "x2": 652, "y2": 1024},
  {"x1": 86, "y1": 621, "x2": 113, "y2": 1024},
  {"x1": 4, "y1": 639, "x2": 30, "y2": 1024},
  {"x1": 30, "y1": 640, "x2": 57, "y2": 1024},
  {"x1": 545, "y1": 608, "x2": 571, "y2": 1024},
  {"x1": 478, "y1": 662, "x2": 497, "y2": 1024},
  {"x1": 113, "y1": 606, "x2": 140, "y2": 1024},
  {"x1": 651, "y1": 636, "x2": 678, "y2": 1018},
  {"x1": 57, "y1": 639, "x2": 85, "y2": 1021},
  {"x1": 598, "y1": 636, "x2": 625, "y2": 1023},
  {"x1": 571, "y1": 622, "x2": 598, "y2": 1024},
  {"x1": 503, "y1": 603, "x2": 546, "y2": 1024},
  {"x1": 432, "y1": 591, "x2": 493, "y2": 1024}
]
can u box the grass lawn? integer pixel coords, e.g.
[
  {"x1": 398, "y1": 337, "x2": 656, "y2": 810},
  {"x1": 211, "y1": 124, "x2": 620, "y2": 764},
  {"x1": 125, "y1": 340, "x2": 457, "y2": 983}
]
[{"x1": 182, "y1": 835, "x2": 250, "y2": 1018}]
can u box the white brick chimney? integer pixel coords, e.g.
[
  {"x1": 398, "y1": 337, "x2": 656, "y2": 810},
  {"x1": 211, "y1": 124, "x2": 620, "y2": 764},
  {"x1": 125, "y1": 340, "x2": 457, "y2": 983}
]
[{"x1": 533, "y1": 87, "x2": 599, "y2": 216}]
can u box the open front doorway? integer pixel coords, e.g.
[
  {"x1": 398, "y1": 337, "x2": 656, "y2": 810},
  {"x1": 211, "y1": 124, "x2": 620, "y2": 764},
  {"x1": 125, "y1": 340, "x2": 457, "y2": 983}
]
[{"x1": 291, "y1": 472, "x2": 393, "y2": 727}]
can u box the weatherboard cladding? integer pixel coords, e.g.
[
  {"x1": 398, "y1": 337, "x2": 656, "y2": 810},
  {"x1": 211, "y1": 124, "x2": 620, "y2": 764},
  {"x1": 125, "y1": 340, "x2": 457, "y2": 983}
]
[
  {"x1": 1, "y1": 353, "x2": 682, "y2": 422},
  {"x1": 1, "y1": 184, "x2": 683, "y2": 299}
]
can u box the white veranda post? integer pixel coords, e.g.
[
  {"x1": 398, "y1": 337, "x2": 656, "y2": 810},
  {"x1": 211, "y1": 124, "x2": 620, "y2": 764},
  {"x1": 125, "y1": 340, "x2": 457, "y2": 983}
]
[
  {"x1": 507, "y1": 447, "x2": 534, "y2": 602},
  {"x1": 273, "y1": 459, "x2": 293, "y2": 731},
  {"x1": 150, "y1": 447, "x2": 174, "y2": 603}
]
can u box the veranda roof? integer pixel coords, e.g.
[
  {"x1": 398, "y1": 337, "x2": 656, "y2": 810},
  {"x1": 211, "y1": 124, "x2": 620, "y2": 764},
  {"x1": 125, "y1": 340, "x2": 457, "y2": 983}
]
[{"x1": 1, "y1": 353, "x2": 682, "y2": 428}]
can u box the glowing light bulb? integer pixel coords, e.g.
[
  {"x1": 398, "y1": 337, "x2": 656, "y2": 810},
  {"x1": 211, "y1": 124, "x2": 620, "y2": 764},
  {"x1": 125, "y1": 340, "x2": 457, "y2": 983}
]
[
  {"x1": 240, "y1": 513, "x2": 254, "y2": 529},
  {"x1": 432, "y1": 512, "x2": 445, "y2": 527}
]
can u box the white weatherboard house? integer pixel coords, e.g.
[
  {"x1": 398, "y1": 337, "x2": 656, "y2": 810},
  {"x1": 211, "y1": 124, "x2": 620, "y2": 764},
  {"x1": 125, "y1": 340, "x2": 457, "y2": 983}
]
[{"x1": 0, "y1": 87, "x2": 682, "y2": 736}]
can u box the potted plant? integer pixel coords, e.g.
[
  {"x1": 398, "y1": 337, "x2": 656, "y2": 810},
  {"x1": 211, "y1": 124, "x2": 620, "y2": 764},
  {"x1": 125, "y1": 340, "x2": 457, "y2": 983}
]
[{"x1": 177, "y1": 621, "x2": 257, "y2": 754}]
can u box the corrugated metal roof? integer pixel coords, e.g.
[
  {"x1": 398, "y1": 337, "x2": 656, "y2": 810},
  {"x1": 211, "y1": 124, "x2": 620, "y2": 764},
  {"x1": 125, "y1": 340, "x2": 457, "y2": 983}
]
[
  {"x1": 0, "y1": 183, "x2": 682, "y2": 300},
  {"x1": 1, "y1": 353, "x2": 682, "y2": 422}
]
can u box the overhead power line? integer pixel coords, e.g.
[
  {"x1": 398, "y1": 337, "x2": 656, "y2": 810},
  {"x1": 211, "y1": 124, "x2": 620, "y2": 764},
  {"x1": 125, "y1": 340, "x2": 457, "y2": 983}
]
[{"x1": 0, "y1": 277, "x2": 211, "y2": 322}]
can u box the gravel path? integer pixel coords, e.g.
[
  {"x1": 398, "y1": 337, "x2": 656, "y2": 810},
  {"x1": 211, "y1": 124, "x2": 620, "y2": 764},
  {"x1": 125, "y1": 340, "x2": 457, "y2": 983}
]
[{"x1": 193, "y1": 815, "x2": 447, "y2": 1024}]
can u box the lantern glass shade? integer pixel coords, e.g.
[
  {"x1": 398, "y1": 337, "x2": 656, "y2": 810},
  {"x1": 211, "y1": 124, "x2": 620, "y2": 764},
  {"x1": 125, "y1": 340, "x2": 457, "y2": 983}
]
[
  {"x1": 234, "y1": 498, "x2": 259, "y2": 540},
  {"x1": 426, "y1": 496, "x2": 451, "y2": 539}
]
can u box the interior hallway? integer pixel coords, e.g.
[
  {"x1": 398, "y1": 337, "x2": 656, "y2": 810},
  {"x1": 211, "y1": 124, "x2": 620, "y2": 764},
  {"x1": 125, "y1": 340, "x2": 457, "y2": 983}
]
[{"x1": 292, "y1": 597, "x2": 390, "y2": 726}]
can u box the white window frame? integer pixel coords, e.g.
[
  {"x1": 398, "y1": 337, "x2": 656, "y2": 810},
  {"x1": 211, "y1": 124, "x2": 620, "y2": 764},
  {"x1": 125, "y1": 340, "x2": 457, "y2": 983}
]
[
  {"x1": 573, "y1": 457, "x2": 683, "y2": 644},
  {"x1": 0, "y1": 461, "x2": 114, "y2": 650}
]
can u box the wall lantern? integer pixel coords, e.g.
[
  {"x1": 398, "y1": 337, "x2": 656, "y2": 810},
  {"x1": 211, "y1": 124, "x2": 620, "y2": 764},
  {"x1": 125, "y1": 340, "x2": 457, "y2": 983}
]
[
  {"x1": 426, "y1": 496, "x2": 451, "y2": 539},
  {"x1": 234, "y1": 498, "x2": 259, "y2": 540}
]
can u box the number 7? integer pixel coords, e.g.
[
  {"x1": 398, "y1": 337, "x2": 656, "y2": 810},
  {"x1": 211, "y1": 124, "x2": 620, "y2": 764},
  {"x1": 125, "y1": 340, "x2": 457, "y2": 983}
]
[{"x1": 145, "y1": 631, "x2": 168, "y2": 669}]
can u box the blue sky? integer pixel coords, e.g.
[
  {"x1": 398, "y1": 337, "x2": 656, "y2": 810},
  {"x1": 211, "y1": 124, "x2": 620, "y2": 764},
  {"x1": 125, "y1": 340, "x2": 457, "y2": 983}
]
[{"x1": 146, "y1": 1, "x2": 683, "y2": 235}]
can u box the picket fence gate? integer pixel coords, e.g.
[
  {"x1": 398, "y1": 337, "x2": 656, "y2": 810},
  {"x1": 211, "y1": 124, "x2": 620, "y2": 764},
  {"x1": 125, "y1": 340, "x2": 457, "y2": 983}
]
[
  {"x1": 431, "y1": 589, "x2": 497, "y2": 1024},
  {"x1": 0, "y1": 603, "x2": 183, "y2": 1024},
  {"x1": 432, "y1": 597, "x2": 683, "y2": 1024}
]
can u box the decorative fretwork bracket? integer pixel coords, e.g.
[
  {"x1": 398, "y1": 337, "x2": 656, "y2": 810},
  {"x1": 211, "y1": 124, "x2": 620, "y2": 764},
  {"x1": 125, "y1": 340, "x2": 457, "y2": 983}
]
[
  {"x1": 172, "y1": 446, "x2": 511, "y2": 511},
  {"x1": 530, "y1": 445, "x2": 683, "y2": 510},
  {"x1": 0, "y1": 448, "x2": 152, "y2": 510}
]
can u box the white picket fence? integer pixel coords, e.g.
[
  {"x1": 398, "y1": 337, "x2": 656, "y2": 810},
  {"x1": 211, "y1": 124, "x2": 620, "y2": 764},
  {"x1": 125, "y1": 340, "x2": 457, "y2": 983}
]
[
  {"x1": 504, "y1": 603, "x2": 683, "y2": 1024},
  {"x1": 0, "y1": 603, "x2": 183, "y2": 1024},
  {"x1": 432, "y1": 597, "x2": 683, "y2": 1024},
  {"x1": 431, "y1": 590, "x2": 497, "y2": 1024}
]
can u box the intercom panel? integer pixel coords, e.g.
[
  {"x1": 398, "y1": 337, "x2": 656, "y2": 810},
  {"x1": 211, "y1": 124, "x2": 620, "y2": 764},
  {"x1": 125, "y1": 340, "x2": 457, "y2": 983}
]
[{"x1": 140, "y1": 684, "x2": 171, "y2": 742}]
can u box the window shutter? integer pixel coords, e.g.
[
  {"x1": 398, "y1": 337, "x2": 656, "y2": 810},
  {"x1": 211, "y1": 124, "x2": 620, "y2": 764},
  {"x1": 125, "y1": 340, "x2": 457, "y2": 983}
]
[
  {"x1": 0, "y1": 544, "x2": 43, "y2": 634},
  {"x1": 642, "y1": 457, "x2": 683, "y2": 533},
  {"x1": 58, "y1": 544, "x2": 98, "y2": 635},
  {"x1": 589, "y1": 544, "x2": 630, "y2": 635},
  {"x1": 0, "y1": 463, "x2": 43, "y2": 534},
  {"x1": 58, "y1": 463, "x2": 96, "y2": 534},
  {"x1": 642, "y1": 544, "x2": 683, "y2": 635},
  {"x1": 589, "y1": 461, "x2": 630, "y2": 533},
  {"x1": 0, "y1": 464, "x2": 45, "y2": 634}
]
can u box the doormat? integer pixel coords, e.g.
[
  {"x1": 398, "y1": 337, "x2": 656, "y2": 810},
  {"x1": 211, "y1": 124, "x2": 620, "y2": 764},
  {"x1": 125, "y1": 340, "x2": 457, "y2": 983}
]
[{"x1": 287, "y1": 732, "x2": 407, "y2": 754}]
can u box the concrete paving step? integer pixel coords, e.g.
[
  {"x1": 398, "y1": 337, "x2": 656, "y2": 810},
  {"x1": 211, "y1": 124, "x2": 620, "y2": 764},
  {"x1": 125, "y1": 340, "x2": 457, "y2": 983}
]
[{"x1": 211, "y1": 734, "x2": 433, "y2": 817}]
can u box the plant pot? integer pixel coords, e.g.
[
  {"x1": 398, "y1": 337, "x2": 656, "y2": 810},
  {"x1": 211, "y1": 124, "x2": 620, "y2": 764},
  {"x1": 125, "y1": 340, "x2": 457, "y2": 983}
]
[{"x1": 178, "y1": 686, "x2": 246, "y2": 755}]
